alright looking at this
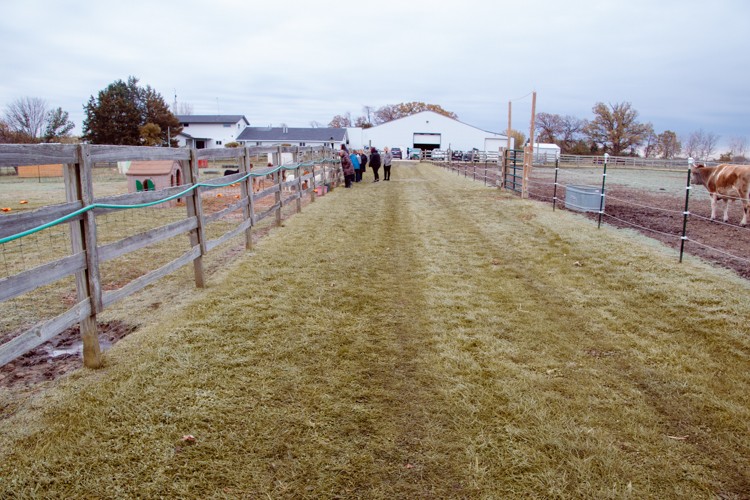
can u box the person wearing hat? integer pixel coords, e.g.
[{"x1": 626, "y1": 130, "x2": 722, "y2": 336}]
[
  {"x1": 339, "y1": 149, "x2": 355, "y2": 188},
  {"x1": 369, "y1": 147, "x2": 381, "y2": 182}
]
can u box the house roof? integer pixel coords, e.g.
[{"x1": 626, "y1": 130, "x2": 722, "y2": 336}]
[
  {"x1": 126, "y1": 160, "x2": 180, "y2": 176},
  {"x1": 237, "y1": 127, "x2": 347, "y2": 142},
  {"x1": 176, "y1": 115, "x2": 249, "y2": 125}
]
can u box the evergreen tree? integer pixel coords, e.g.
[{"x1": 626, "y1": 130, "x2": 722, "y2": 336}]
[{"x1": 83, "y1": 76, "x2": 182, "y2": 145}]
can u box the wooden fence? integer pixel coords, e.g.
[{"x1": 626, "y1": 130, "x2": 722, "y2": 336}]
[{"x1": 0, "y1": 143, "x2": 342, "y2": 368}]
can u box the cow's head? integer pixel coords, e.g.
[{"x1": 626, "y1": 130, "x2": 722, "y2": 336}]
[{"x1": 691, "y1": 164, "x2": 706, "y2": 185}]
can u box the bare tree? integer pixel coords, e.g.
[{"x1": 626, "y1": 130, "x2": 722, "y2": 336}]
[
  {"x1": 728, "y1": 136, "x2": 748, "y2": 160},
  {"x1": 328, "y1": 114, "x2": 352, "y2": 128},
  {"x1": 5, "y1": 97, "x2": 48, "y2": 139},
  {"x1": 173, "y1": 102, "x2": 193, "y2": 115},
  {"x1": 656, "y1": 130, "x2": 681, "y2": 159},
  {"x1": 362, "y1": 105, "x2": 374, "y2": 126},
  {"x1": 354, "y1": 116, "x2": 372, "y2": 128},
  {"x1": 559, "y1": 116, "x2": 586, "y2": 153},
  {"x1": 642, "y1": 125, "x2": 657, "y2": 158},
  {"x1": 44, "y1": 107, "x2": 75, "y2": 142},
  {"x1": 309, "y1": 120, "x2": 322, "y2": 128},
  {"x1": 585, "y1": 102, "x2": 651, "y2": 155},
  {"x1": 684, "y1": 130, "x2": 703, "y2": 159},
  {"x1": 535, "y1": 112, "x2": 563, "y2": 144},
  {"x1": 702, "y1": 131, "x2": 720, "y2": 159}
]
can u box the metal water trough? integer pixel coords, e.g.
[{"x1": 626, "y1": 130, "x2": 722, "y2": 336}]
[{"x1": 565, "y1": 185, "x2": 604, "y2": 212}]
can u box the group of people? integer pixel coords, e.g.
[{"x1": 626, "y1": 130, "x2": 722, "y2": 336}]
[{"x1": 338, "y1": 146, "x2": 394, "y2": 188}]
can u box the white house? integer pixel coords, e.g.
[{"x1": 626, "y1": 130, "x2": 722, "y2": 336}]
[
  {"x1": 175, "y1": 115, "x2": 250, "y2": 149},
  {"x1": 361, "y1": 111, "x2": 511, "y2": 153}
]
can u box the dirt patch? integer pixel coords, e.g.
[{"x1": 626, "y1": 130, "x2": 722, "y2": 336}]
[{"x1": 0, "y1": 320, "x2": 137, "y2": 389}]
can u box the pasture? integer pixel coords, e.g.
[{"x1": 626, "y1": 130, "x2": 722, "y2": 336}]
[
  {"x1": 526, "y1": 165, "x2": 750, "y2": 280},
  {"x1": 0, "y1": 162, "x2": 748, "y2": 498}
]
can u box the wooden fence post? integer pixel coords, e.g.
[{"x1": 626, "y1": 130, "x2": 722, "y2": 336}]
[
  {"x1": 67, "y1": 145, "x2": 102, "y2": 369},
  {"x1": 239, "y1": 147, "x2": 253, "y2": 250},
  {"x1": 275, "y1": 167, "x2": 283, "y2": 227},
  {"x1": 296, "y1": 166, "x2": 303, "y2": 213},
  {"x1": 310, "y1": 163, "x2": 317, "y2": 202},
  {"x1": 186, "y1": 148, "x2": 206, "y2": 287}
]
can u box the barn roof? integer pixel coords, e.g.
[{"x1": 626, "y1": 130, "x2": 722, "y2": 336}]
[
  {"x1": 237, "y1": 127, "x2": 347, "y2": 142},
  {"x1": 126, "y1": 160, "x2": 180, "y2": 176}
]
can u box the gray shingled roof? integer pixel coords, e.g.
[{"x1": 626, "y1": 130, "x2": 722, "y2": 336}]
[
  {"x1": 237, "y1": 127, "x2": 347, "y2": 142},
  {"x1": 176, "y1": 115, "x2": 249, "y2": 125}
]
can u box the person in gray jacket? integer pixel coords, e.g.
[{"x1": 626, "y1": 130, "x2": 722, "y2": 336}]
[{"x1": 383, "y1": 146, "x2": 393, "y2": 181}]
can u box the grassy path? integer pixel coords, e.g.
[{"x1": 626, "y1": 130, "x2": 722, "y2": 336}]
[{"x1": 0, "y1": 163, "x2": 749, "y2": 498}]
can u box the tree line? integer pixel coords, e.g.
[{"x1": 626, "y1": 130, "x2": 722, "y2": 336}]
[
  {"x1": 2, "y1": 84, "x2": 746, "y2": 161},
  {"x1": 0, "y1": 76, "x2": 181, "y2": 147},
  {"x1": 532, "y1": 102, "x2": 745, "y2": 161},
  {"x1": 328, "y1": 101, "x2": 747, "y2": 161},
  {"x1": 327, "y1": 102, "x2": 457, "y2": 129}
]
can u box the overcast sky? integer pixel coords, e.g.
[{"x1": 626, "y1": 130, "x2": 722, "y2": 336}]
[{"x1": 2, "y1": 0, "x2": 748, "y2": 152}]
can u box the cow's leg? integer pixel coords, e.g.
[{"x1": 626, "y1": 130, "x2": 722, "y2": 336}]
[
  {"x1": 741, "y1": 200, "x2": 749, "y2": 226},
  {"x1": 710, "y1": 195, "x2": 717, "y2": 220},
  {"x1": 723, "y1": 199, "x2": 731, "y2": 223}
]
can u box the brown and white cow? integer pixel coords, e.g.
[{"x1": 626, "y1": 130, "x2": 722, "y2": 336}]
[{"x1": 691, "y1": 163, "x2": 750, "y2": 226}]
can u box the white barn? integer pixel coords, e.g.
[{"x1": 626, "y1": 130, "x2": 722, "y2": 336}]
[
  {"x1": 532, "y1": 142, "x2": 561, "y2": 163},
  {"x1": 361, "y1": 111, "x2": 510, "y2": 153}
]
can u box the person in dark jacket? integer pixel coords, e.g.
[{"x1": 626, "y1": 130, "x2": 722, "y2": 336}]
[
  {"x1": 357, "y1": 149, "x2": 368, "y2": 182},
  {"x1": 369, "y1": 147, "x2": 381, "y2": 182},
  {"x1": 339, "y1": 150, "x2": 355, "y2": 187}
]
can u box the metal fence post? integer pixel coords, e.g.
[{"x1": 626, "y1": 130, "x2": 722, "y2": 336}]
[
  {"x1": 680, "y1": 157, "x2": 694, "y2": 262},
  {"x1": 597, "y1": 153, "x2": 608, "y2": 228},
  {"x1": 552, "y1": 158, "x2": 560, "y2": 211}
]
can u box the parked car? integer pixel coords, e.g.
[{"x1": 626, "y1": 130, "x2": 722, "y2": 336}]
[
  {"x1": 451, "y1": 150, "x2": 463, "y2": 161},
  {"x1": 430, "y1": 149, "x2": 446, "y2": 160},
  {"x1": 391, "y1": 147, "x2": 402, "y2": 159},
  {"x1": 462, "y1": 149, "x2": 480, "y2": 162},
  {"x1": 410, "y1": 148, "x2": 422, "y2": 160}
]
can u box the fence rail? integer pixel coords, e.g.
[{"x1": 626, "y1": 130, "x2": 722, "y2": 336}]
[{"x1": 0, "y1": 143, "x2": 342, "y2": 368}]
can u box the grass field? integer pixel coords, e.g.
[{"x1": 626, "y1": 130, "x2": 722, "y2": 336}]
[{"x1": 0, "y1": 162, "x2": 748, "y2": 498}]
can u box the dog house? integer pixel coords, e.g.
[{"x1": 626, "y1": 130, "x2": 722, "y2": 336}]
[{"x1": 126, "y1": 160, "x2": 183, "y2": 207}]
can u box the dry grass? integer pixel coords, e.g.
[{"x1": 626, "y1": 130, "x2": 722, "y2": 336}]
[
  {"x1": 0, "y1": 163, "x2": 748, "y2": 498},
  {"x1": 0, "y1": 171, "x2": 281, "y2": 338}
]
